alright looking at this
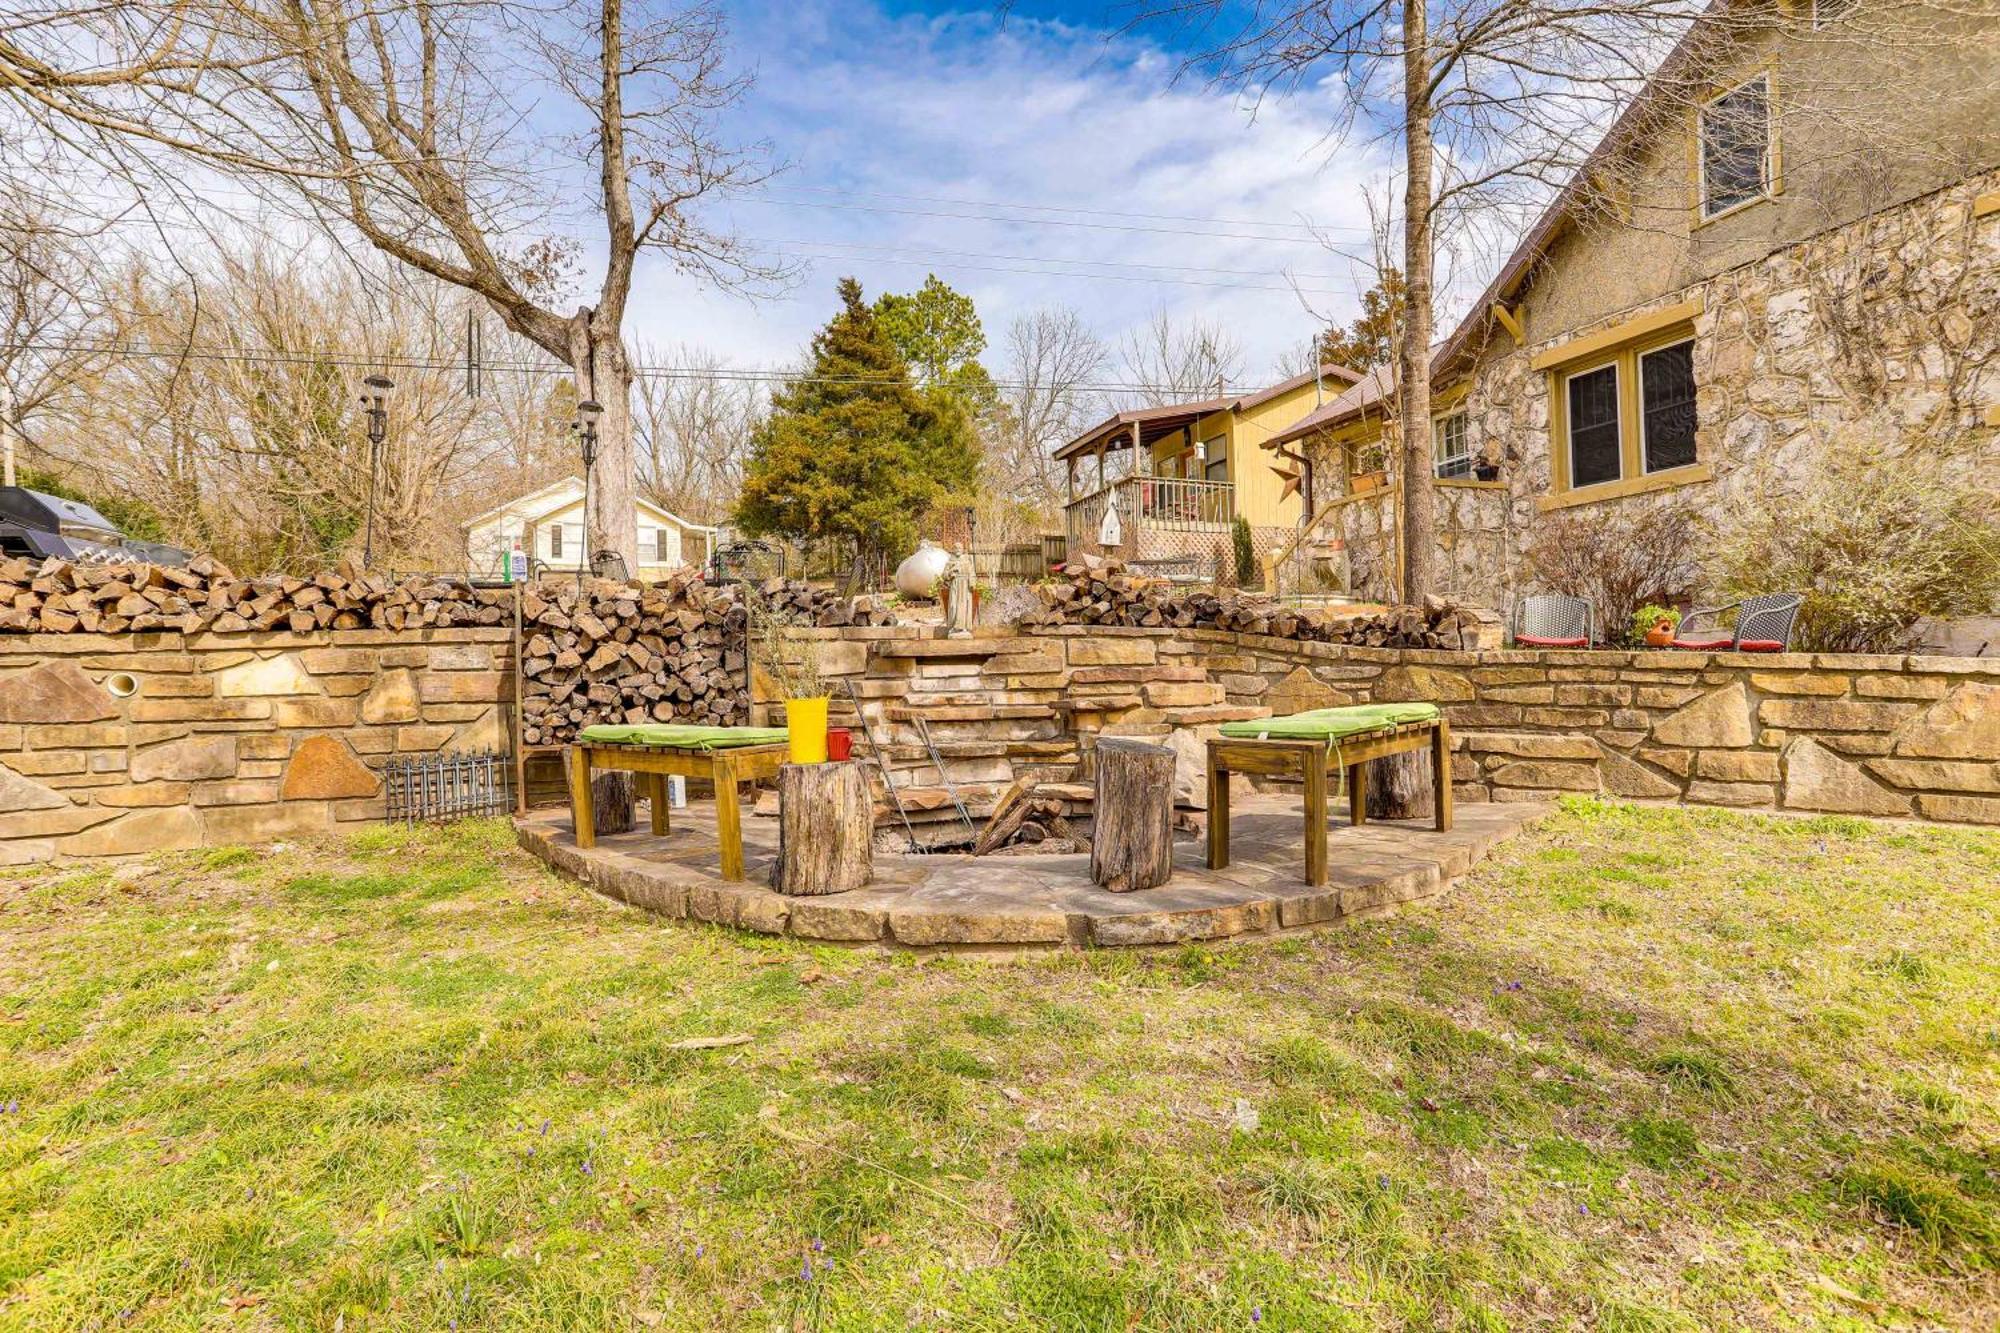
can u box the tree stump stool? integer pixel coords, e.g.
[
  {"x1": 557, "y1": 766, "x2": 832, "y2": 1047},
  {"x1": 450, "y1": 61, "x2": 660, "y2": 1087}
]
[
  {"x1": 773, "y1": 761, "x2": 873, "y2": 895},
  {"x1": 1363, "y1": 749, "x2": 1436, "y2": 822},
  {"x1": 1090, "y1": 738, "x2": 1176, "y2": 892},
  {"x1": 589, "y1": 771, "x2": 634, "y2": 836}
]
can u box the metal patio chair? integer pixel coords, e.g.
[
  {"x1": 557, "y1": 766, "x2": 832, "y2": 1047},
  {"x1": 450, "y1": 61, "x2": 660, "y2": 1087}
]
[
  {"x1": 1668, "y1": 593, "x2": 1803, "y2": 652},
  {"x1": 1513, "y1": 593, "x2": 1596, "y2": 648}
]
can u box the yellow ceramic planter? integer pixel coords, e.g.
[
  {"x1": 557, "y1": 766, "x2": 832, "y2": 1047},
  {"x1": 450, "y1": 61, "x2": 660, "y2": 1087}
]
[{"x1": 786, "y1": 696, "x2": 829, "y2": 764}]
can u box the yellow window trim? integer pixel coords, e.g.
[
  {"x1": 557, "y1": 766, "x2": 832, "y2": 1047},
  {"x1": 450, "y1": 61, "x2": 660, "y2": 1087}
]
[
  {"x1": 1530, "y1": 298, "x2": 1704, "y2": 372},
  {"x1": 1546, "y1": 322, "x2": 1700, "y2": 497},
  {"x1": 1537, "y1": 463, "x2": 1714, "y2": 512},
  {"x1": 1975, "y1": 191, "x2": 2000, "y2": 219},
  {"x1": 1688, "y1": 65, "x2": 1783, "y2": 231}
]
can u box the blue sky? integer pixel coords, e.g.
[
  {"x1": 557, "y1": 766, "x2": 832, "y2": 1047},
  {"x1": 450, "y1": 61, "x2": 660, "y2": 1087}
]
[{"x1": 626, "y1": 0, "x2": 1401, "y2": 385}]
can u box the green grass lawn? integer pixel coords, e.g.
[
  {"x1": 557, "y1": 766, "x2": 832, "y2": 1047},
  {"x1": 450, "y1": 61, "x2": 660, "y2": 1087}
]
[{"x1": 1, "y1": 800, "x2": 1996, "y2": 1330}]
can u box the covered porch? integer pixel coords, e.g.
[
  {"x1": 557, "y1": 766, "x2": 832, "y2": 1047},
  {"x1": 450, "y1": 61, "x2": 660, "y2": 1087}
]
[{"x1": 1056, "y1": 399, "x2": 1238, "y2": 574}]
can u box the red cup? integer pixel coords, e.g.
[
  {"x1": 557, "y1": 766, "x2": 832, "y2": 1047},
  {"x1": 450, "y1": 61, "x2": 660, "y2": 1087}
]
[{"x1": 827, "y1": 728, "x2": 853, "y2": 761}]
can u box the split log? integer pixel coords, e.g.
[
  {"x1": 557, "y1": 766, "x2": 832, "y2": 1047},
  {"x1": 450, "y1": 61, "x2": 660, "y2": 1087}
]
[
  {"x1": 774, "y1": 761, "x2": 873, "y2": 895},
  {"x1": 1089, "y1": 738, "x2": 1176, "y2": 892},
  {"x1": 972, "y1": 778, "x2": 1035, "y2": 855},
  {"x1": 1016, "y1": 554, "x2": 1504, "y2": 650}
]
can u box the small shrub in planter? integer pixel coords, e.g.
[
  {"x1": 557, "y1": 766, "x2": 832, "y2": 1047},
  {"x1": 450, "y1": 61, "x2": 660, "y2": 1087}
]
[{"x1": 1632, "y1": 604, "x2": 1681, "y2": 645}]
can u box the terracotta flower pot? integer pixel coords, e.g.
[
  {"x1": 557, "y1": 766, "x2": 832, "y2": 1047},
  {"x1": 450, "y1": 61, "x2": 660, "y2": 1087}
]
[{"x1": 1644, "y1": 623, "x2": 1677, "y2": 647}]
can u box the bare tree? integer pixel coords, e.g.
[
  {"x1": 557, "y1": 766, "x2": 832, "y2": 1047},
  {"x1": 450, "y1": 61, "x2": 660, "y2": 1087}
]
[
  {"x1": 1119, "y1": 308, "x2": 1245, "y2": 404},
  {"x1": 629, "y1": 343, "x2": 762, "y2": 526},
  {"x1": 29, "y1": 244, "x2": 514, "y2": 572},
  {"x1": 991, "y1": 307, "x2": 1108, "y2": 528},
  {"x1": 0, "y1": 0, "x2": 780, "y2": 567},
  {"x1": 0, "y1": 187, "x2": 126, "y2": 459}
]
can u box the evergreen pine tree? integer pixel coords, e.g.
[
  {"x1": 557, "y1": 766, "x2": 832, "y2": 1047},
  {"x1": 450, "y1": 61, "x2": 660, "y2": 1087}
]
[{"x1": 735, "y1": 278, "x2": 978, "y2": 571}]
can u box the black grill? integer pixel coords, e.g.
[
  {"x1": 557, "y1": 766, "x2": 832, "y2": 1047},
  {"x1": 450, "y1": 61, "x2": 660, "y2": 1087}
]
[{"x1": 0, "y1": 486, "x2": 190, "y2": 565}]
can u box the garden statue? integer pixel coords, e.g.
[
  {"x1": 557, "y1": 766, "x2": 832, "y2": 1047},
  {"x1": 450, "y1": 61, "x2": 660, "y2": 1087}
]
[{"x1": 944, "y1": 551, "x2": 974, "y2": 636}]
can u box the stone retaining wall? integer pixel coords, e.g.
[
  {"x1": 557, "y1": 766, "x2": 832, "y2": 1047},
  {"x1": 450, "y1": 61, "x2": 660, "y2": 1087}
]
[
  {"x1": 2, "y1": 619, "x2": 1991, "y2": 866},
  {"x1": 810, "y1": 628, "x2": 1999, "y2": 825},
  {"x1": 0, "y1": 628, "x2": 512, "y2": 863}
]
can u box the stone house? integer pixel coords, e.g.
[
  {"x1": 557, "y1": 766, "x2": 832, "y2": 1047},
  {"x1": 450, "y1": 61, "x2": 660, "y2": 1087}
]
[{"x1": 1271, "y1": 0, "x2": 2000, "y2": 649}]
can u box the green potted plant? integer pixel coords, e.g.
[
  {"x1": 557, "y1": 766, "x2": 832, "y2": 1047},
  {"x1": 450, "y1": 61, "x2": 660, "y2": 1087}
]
[{"x1": 1632, "y1": 604, "x2": 1681, "y2": 648}]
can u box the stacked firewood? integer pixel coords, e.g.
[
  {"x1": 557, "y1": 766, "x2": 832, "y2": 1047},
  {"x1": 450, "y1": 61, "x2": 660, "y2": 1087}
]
[
  {"x1": 1018, "y1": 555, "x2": 1503, "y2": 650},
  {"x1": 0, "y1": 554, "x2": 511, "y2": 634},
  {"x1": 519, "y1": 572, "x2": 893, "y2": 746}
]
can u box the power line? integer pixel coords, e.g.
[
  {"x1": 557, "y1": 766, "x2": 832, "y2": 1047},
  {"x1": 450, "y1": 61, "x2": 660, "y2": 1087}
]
[
  {"x1": 752, "y1": 234, "x2": 1365, "y2": 284},
  {"x1": 728, "y1": 193, "x2": 1358, "y2": 246},
  {"x1": 745, "y1": 184, "x2": 1371, "y2": 236},
  {"x1": 0, "y1": 336, "x2": 1322, "y2": 398},
  {"x1": 766, "y1": 242, "x2": 1361, "y2": 296}
]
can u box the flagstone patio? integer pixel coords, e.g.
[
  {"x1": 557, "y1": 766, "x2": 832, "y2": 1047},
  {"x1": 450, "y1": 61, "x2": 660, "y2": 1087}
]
[{"x1": 515, "y1": 792, "x2": 1547, "y2": 951}]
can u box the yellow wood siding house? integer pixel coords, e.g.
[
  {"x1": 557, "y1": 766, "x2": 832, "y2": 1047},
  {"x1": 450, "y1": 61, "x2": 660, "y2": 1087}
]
[{"x1": 1054, "y1": 364, "x2": 1362, "y2": 571}]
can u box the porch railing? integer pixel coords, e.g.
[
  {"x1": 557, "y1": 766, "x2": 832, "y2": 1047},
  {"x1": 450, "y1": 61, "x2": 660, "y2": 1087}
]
[{"x1": 1063, "y1": 476, "x2": 1235, "y2": 551}]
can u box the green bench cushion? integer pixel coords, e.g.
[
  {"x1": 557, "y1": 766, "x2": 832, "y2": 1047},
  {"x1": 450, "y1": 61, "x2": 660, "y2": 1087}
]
[
  {"x1": 577, "y1": 724, "x2": 789, "y2": 750},
  {"x1": 1217, "y1": 702, "x2": 1441, "y2": 742}
]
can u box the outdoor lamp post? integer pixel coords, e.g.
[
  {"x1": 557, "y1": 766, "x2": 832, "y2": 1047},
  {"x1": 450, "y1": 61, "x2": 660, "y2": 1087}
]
[
  {"x1": 575, "y1": 399, "x2": 603, "y2": 469},
  {"x1": 574, "y1": 399, "x2": 604, "y2": 582},
  {"x1": 359, "y1": 373, "x2": 394, "y2": 569}
]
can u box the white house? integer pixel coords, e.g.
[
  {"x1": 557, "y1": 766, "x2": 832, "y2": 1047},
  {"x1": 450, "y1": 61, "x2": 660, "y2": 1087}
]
[{"x1": 462, "y1": 476, "x2": 717, "y2": 580}]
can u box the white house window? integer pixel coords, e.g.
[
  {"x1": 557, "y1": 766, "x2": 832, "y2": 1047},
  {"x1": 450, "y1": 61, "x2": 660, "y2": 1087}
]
[
  {"x1": 1432, "y1": 412, "x2": 1471, "y2": 478},
  {"x1": 1699, "y1": 74, "x2": 1773, "y2": 219},
  {"x1": 1640, "y1": 340, "x2": 1698, "y2": 473},
  {"x1": 1566, "y1": 363, "x2": 1622, "y2": 488},
  {"x1": 655, "y1": 528, "x2": 672, "y2": 563},
  {"x1": 547, "y1": 523, "x2": 563, "y2": 559}
]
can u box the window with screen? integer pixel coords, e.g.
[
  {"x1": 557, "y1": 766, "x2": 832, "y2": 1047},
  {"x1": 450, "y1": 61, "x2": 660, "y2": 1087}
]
[
  {"x1": 1640, "y1": 341, "x2": 1698, "y2": 473},
  {"x1": 1699, "y1": 75, "x2": 1771, "y2": 219},
  {"x1": 655, "y1": 528, "x2": 672, "y2": 563},
  {"x1": 1811, "y1": 0, "x2": 1856, "y2": 26},
  {"x1": 548, "y1": 524, "x2": 563, "y2": 558},
  {"x1": 1203, "y1": 437, "x2": 1227, "y2": 483},
  {"x1": 1566, "y1": 365, "x2": 1622, "y2": 487},
  {"x1": 1432, "y1": 413, "x2": 1471, "y2": 478}
]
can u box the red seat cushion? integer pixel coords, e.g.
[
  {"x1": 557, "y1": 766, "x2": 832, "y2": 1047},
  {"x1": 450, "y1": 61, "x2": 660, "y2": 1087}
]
[
  {"x1": 1516, "y1": 634, "x2": 1588, "y2": 648},
  {"x1": 1668, "y1": 637, "x2": 1733, "y2": 650},
  {"x1": 1735, "y1": 639, "x2": 1785, "y2": 652}
]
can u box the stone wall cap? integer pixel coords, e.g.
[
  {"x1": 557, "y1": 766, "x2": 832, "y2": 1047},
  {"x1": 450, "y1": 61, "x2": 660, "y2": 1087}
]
[{"x1": 0, "y1": 630, "x2": 187, "y2": 655}]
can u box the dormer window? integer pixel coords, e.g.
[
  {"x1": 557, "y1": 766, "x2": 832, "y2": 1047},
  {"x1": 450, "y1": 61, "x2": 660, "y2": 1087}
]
[{"x1": 1699, "y1": 73, "x2": 1775, "y2": 220}]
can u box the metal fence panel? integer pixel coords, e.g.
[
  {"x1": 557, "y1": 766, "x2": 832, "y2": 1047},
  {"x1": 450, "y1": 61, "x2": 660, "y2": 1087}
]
[{"x1": 384, "y1": 749, "x2": 513, "y2": 825}]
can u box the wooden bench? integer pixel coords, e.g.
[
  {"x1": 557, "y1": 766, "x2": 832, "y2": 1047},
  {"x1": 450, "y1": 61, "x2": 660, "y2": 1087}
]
[
  {"x1": 1206, "y1": 716, "x2": 1452, "y2": 887},
  {"x1": 568, "y1": 741, "x2": 789, "y2": 881}
]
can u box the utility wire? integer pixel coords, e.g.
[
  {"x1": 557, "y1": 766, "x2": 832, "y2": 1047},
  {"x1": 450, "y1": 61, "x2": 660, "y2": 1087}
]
[
  {"x1": 741, "y1": 184, "x2": 1371, "y2": 235},
  {"x1": 0, "y1": 336, "x2": 1332, "y2": 398}
]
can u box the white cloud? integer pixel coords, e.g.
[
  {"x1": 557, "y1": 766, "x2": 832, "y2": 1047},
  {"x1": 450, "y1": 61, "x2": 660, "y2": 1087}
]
[{"x1": 624, "y1": 0, "x2": 1401, "y2": 389}]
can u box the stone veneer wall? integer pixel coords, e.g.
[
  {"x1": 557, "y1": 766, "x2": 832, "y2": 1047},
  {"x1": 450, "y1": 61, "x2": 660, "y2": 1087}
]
[
  {"x1": 1312, "y1": 173, "x2": 2000, "y2": 651},
  {"x1": 0, "y1": 628, "x2": 511, "y2": 863},
  {"x1": 812, "y1": 628, "x2": 1999, "y2": 825}
]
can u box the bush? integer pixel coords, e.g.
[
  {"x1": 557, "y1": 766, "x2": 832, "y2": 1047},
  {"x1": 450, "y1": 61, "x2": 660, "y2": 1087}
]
[
  {"x1": 1231, "y1": 515, "x2": 1258, "y2": 587},
  {"x1": 1702, "y1": 430, "x2": 2000, "y2": 653},
  {"x1": 1523, "y1": 500, "x2": 1700, "y2": 646}
]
